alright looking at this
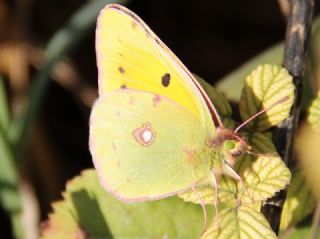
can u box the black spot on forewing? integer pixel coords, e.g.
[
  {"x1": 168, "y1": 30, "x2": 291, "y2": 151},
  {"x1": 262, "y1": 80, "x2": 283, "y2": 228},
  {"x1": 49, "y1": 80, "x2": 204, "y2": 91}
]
[
  {"x1": 120, "y1": 84, "x2": 127, "y2": 89},
  {"x1": 161, "y1": 73, "x2": 171, "y2": 87},
  {"x1": 118, "y1": 66, "x2": 125, "y2": 74}
]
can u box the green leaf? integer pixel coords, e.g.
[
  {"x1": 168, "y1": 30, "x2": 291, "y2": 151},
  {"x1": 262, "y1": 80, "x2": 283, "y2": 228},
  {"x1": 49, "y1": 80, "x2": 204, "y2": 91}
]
[
  {"x1": 216, "y1": 43, "x2": 283, "y2": 102},
  {"x1": 307, "y1": 91, "x2": 320, "y2": 132},
  {"x1": 41, "y1": 201, "x2": 86, "y2": 239},
  {"x1": 280, "y1": 170, "x2": 315, "y2": 231},
  {"x1": 239, "y1": 64, "x2": 295, "y2": 132},
  {"x1": 239, "y1": 155, "x2": 291, "y2": 203},
  {"x1": 41, "y1": 169, "x2": 209, "y2": 239},
  {"x1": 201, "y1": 206, "x2": 277, "y2": 239}
]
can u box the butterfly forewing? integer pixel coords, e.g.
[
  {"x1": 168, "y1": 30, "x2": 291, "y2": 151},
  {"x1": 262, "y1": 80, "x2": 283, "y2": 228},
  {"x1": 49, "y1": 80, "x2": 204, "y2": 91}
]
[{"x1": 96, "y1": 4, "x2": 218, "y2": 132}]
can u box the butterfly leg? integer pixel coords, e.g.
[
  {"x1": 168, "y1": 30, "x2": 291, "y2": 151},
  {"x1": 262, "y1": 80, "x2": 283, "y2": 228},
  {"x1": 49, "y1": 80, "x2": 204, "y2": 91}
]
[
  {"x1": 210, "y1": 171, "x2": 219, "y2": 221},
  {"x1": 223, "y1": 162, "x2": 254, "y2": 203},
  {"x1": 192, "y1": 186, "x2": 207, "y2": 232}
]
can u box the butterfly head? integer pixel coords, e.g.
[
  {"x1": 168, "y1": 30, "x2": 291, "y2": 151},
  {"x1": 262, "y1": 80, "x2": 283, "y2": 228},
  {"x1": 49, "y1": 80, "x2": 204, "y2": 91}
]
[{"x1": 207, "y1": 127, "x2": 248, "y2": 167}]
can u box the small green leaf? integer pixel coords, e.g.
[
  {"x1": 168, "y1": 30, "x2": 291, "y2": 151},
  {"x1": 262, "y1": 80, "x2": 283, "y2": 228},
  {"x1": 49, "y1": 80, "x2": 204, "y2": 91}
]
[
  {"x1": 201, "y1": 206, "x2": 277, "y2": 239},
  {"x1": 307, "y1": 91, "x2": 320, "y2": 132},
  {"x1": 239, "y1": 155, "x2": 291, "y2": 203},
  {"x1": 239, "y1": 64, "x2": 295, "y2": 131},
  {"x1": 41, "y1": 169, "x2": 208, "y2": 239},
  {"x1": 280, "y1": 170, "x2": 315, "y2": 231}
]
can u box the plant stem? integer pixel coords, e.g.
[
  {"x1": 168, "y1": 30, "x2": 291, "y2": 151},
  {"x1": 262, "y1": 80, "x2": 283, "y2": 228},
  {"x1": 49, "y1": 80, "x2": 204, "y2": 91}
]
[{"x1": 261, "y1": 0, "x2": 314, "y2": 234}]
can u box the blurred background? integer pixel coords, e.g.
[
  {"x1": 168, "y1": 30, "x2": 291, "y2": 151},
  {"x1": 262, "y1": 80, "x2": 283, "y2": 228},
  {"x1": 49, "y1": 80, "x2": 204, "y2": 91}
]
[{"x1": 0, "y1": 0, "x2": 319, "y2": 238}]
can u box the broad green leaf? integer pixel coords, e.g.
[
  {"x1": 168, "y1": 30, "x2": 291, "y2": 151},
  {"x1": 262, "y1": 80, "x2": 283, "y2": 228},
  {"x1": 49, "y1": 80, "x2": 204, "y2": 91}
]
[
  {"x1": 307, "y1": 91, "x2": 320, "y2": 132},
  {"x1": 240, "y1": 155, "x2": 291, "y2": 203},
  {"x1": 201, "y1": 206, "x2": 277, "y2": 239},
  {"x1": 41, "y1": 169, "x2": 209, "y2": 239},
  {"x1": 239, "y1": 64, "x2": 295, "y2": 132},
  {"x1": 296, "y1": 124, "x2": 320, "y2": 200},
  {"x1": 280, "y1": 170, "x2": 315, "y2": 231},
  {"x1": 216, "y1": 43, "x2": 283, "y2": 102},
  {"x1": 41, "y1": 201, "x2": 86, "y2": 239}
]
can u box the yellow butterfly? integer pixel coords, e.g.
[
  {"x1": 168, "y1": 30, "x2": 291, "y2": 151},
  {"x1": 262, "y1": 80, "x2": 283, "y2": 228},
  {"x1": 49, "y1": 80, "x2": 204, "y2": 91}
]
[{"x1": 89, "y1": 4, "x2": 245, "y2": 222}]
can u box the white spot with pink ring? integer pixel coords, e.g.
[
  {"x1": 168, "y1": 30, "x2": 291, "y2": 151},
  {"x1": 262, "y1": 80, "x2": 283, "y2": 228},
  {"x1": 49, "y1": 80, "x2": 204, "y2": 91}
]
[{"x1": 132, "y1": 123, "x2": 156, "y2": 146}]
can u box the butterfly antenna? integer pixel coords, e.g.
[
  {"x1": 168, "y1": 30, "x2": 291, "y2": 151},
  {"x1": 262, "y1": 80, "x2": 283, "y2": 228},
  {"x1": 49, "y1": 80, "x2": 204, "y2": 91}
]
[
  {"x1": 192, "y1": 186, "x2": 207, "y2": 232},
  {"x1": 232, "y1": 134, "x2": 247, "y2": 145},
  {"x1": 234, "y1": 96, "x2": 290, "y2": 133}
]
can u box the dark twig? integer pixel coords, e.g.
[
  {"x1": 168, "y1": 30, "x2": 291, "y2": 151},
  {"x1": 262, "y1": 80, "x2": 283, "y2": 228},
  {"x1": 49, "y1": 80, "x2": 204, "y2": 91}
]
[{"x1": 261, "y1": 0, "x2": 314, "y2": 234}]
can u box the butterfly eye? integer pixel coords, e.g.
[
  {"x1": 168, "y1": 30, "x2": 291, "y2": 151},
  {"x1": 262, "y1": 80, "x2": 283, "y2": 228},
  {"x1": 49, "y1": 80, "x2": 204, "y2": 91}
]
[{"x1": 223, "y1": 140, "x2": 236, "y2": 150}]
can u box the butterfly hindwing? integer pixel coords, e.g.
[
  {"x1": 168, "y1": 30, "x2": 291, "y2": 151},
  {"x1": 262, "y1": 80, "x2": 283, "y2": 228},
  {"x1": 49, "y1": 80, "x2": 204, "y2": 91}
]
[{"x1": 89, "y1": 89, "x2": 212, "y2": 201}]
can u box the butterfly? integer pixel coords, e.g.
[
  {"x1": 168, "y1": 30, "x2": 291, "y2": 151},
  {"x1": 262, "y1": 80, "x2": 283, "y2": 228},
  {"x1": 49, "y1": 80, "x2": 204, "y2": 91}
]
[{"x1": 89, "y1": 4, "x2": 247, "y2": 221}]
